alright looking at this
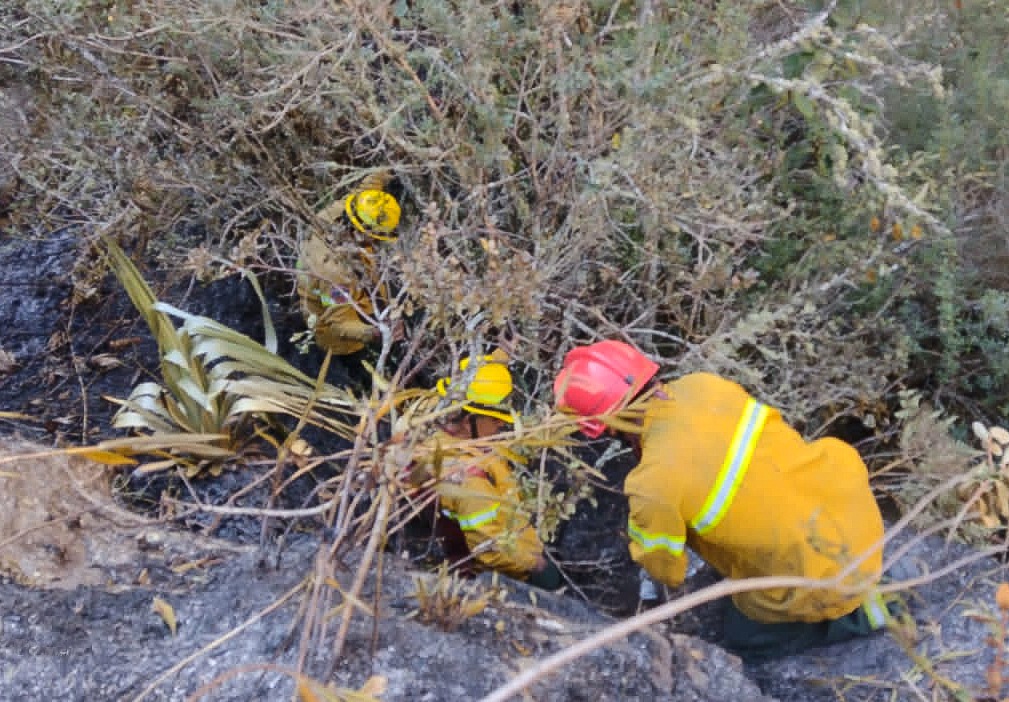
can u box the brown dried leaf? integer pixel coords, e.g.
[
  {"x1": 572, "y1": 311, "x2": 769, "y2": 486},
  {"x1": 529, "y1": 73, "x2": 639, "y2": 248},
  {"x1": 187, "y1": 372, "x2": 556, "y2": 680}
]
[
  {"x1": 462, "y1": 599, "x2": 487, "y2": 618},
  {"x1": 88, "y1": 353, "x2": 125, "y2": 370},
  {"x1": 996, "y1": 583, "x2": 1009, "y2": 612},
  {"x1": 994, "y1": 481, "x2": 1009, "y2": 520},
  {"x1": 152, "y1": 596, "x2": 177, "y2": 636},
  {"x1": 979, "y1": 498, "x2": 1002, "y2": 529},
  {"x1": 170, "y1": 557, "x2": 222, "y2": 575},
  {"x1": 69, "y1": 448, "x2": 138, "y2": 466},
  {"x1": 289, "y1": 438, "x2": 313, "y2": 457},
  {"x1": 296, "y1": 680, "x2": 324, "y2": 702}
]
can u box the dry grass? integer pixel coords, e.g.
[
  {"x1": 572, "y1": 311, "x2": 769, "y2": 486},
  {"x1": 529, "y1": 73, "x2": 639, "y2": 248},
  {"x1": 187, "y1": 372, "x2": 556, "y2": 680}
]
[
  {"x1": 7, "y1": 0, "x2": 1009, "y2": 695},
  {"x1": 1, "y1": 0, "x2": 959, "y2": 429}
]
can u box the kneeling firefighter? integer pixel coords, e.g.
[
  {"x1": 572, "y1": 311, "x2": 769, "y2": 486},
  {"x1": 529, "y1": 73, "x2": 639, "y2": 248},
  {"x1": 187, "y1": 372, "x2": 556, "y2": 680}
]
[
  {"x1": 406, "y1": 355, "x2": 562, "y2": 590},
  {"x1": 297, "y1": 171, "x2": 403, "y2": 355},
  {"x1": 553, "y1": 339, "x2": 891, "y2": 660}
]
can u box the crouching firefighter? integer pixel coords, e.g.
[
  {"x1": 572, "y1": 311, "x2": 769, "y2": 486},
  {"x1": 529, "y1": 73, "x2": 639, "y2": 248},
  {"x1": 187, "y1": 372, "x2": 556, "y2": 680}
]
[
  {"x1": 405, "y1": 355, "x2": 562, "y2": 591},
  {"x1": 297, "y1": 171, "x2": 403, "y2": 356},
  {"x1": 553, "y1": 339, "x2": 890, "y2": 661}
]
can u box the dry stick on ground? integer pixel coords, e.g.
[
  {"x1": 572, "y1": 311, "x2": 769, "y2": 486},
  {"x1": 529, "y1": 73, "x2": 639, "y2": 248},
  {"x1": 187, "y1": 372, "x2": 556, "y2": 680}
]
[
  {"x1": 480, "y1": 469, "x2": 996, "y2": 702},
  {"x1": 327, "y1": 474, "x2": 393, "y2": 672}
]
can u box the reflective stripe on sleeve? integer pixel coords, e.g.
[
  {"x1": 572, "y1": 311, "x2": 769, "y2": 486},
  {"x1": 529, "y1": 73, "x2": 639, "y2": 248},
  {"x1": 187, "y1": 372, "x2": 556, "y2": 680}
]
[
  {"x1": 627, "y1": 517, "x2": 685, "y2": 556},
  {"x1": 690, "y1": 398, "x2": 771, "y2": 535},
  {"x1": 444, "y1": 503, "x2": 501, "y2": 531}
]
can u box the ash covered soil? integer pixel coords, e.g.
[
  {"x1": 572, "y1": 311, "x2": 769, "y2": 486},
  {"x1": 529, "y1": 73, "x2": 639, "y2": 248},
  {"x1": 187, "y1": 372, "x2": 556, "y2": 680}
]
[{"x1": 2, "y1": 230, "x2": 1008, "y2": 702}]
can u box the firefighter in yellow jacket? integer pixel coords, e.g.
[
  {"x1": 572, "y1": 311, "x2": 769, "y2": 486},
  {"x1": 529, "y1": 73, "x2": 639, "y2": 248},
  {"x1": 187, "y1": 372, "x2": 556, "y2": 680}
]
[
  {"x1": 297, "y1": 172, "x2": 402, "y2": 355},
  {"x1": 407, "y1": 355, "x2": 561, "y2": 589},
  {"x1": 553, "y1": 339, "x2": 887, "y2": 660}
]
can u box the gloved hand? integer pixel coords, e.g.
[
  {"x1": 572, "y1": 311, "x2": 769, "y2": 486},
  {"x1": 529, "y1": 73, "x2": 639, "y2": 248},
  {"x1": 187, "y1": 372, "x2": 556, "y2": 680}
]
[
  {"x1": 685, "y1": 547, "x2": 702, "y2": 578},
  {"x1": 526, "y1": 559, "x2": 562, "y2": 591},
  {"x1": 639, "y1": 568, "x2": 661, "y2": 607}
]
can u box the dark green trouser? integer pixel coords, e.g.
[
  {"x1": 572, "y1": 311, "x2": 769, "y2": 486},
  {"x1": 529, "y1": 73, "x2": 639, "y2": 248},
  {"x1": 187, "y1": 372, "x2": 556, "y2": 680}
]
[{"x1": 722, "y1": 600, "x2": 879, "y2": 662}]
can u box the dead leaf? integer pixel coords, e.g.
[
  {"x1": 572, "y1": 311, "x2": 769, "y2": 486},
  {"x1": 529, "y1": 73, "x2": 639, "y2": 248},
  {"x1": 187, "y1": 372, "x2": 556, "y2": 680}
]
[
  {"x1": 88, "y1": 354, "x2": 125, "y2": 370},
  {"x1": 0, "y1": 349, "x2": 17, "y2": 374},
  {"x1": 108, "y1": 336, "x2": 142, "y2": 351},
  {"x1": 359, "y1": 676, "x2": 387, "y2": 697},
  {"x1": 136, "y1": 568, "x2": 150, "y2": 585},
  {"x1": 170, "y1": 557, "x2": 222, "y2": 574},
  {"x1": 68, "y1": 448, "x2": 138, "y2": 466},
  {"x1": 289, "y1": 438, "x2": 313, "y2": 457},
  {"x1": 995, "y1": 481, "x2": 1009, "y2": 520},
  {"x1": 511, "y1": 640, "x2": 532, "y2": 656},
  {"x1": 996, "y1": 583, "x2": 1009, "y2": 611},
  {"x1": 296, "y1": 679, "x2": 324, "y2": 702},
  {"x1": 462, "y1": 599, "x2": 487, "y2": 618},
  {"x1": 979, "y1": 499, "x2": 1001, "y2": 529},
  {"x1": 152, "y1": 596, "x2": 177, "y2": 636}
]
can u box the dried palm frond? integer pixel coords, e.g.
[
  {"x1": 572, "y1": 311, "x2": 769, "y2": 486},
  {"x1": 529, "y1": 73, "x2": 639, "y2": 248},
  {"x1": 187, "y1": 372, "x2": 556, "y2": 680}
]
[{"x1": 102, "y1": 238, "x2": 360, "y2": 474}]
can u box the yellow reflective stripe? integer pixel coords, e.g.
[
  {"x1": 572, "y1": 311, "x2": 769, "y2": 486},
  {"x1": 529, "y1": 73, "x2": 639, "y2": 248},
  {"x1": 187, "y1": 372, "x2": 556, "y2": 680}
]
[
  {"x1": 862, "y1": 592, "x2": 888, "y2": 630},
  {"x1": 627, "y1": 518, "x2": 685, "y2": 556},
  {"x1": 443, "y1": 503, "x2": 500, "y2": 531},
  {"x1": 690, "y1": 398, "x2": 770, "y2": 535}
]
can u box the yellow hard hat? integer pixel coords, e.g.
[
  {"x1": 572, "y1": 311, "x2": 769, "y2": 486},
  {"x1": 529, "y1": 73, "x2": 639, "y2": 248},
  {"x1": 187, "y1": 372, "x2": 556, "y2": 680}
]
[
  {"x1": 345, "y1": 189, "x2": 401, "y2": 241},
  {"x1": 436, "y1": 356, "x2": 516, "y2": 424}
]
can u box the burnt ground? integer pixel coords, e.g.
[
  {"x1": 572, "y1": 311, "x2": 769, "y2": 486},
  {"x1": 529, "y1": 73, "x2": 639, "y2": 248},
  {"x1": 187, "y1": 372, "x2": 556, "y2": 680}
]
[{"x1": 3, "y1": 227, "x2": 1009, "y2": 701}]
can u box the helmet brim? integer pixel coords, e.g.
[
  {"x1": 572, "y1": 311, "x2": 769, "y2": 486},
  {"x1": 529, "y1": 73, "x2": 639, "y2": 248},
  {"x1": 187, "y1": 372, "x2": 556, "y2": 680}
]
[
  {"x1": 577, "y1": 417, "x2": 607, "y2": 438},
  {"x1": 462, "y1": 403, "x2": 516, "y2": 424}
]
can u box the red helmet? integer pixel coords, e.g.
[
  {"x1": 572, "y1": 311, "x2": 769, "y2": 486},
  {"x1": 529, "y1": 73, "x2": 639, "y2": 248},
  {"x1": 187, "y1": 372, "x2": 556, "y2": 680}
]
[{"x1": 553, "y1": 340, "x2": 659, "y2": 438}]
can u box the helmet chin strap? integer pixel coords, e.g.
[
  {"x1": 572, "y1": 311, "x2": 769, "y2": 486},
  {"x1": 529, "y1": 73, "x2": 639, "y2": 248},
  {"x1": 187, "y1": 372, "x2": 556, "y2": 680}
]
[{"x1": 469, "y1": 413, "x2": 480, "y2": 439}]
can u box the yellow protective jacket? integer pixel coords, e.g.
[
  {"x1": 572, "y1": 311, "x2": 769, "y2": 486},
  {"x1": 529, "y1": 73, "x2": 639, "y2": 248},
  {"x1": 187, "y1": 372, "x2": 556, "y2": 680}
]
[
  {"x1": 625, "y1": 372, "x2": 884, "y2": 623},
  {"x1": 297, "y1": 172, "x2": 391, "y2": 355},
  {"x1": 420, "y1": 432, "x2": 544, "y2": 580},
  {"x1": 297, "y1": 232, "x2": 381, "y2": 355}
]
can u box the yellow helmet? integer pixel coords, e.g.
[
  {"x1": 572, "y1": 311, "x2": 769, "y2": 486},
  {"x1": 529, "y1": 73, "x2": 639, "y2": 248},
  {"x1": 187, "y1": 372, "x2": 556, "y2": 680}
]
[
  {"x1": 344, "y1": 189, "x2": 401, "y2": 241},
  {"x1": 436, "y1": 356, "x2": 516, "y2": 424}
]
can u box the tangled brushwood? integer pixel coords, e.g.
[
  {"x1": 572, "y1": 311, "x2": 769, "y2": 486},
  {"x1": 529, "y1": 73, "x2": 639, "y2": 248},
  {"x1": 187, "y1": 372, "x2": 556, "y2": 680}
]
[
  {"x1": 10, "y1": 0, "x2": 1008, "y2": 431},
  {"x1": 8, "y1": 0, "x2": 1009, "y2": 690}
]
